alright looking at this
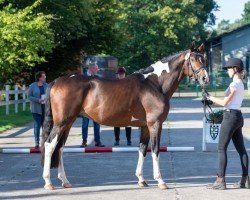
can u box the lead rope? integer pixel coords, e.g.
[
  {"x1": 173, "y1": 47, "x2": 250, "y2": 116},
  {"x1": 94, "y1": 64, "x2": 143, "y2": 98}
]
[{"x1": 201, "y1": 87, "x2": 214, "y2": 124}]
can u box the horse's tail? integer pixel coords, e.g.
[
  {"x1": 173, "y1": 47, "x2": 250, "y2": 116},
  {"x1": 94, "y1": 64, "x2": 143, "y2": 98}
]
[
  {"x1": 50, "y1": 136, "x2": 64, "y2": 168},
  {"x1": 41, "y1": 80, "x2": 56, "y2": 167}
]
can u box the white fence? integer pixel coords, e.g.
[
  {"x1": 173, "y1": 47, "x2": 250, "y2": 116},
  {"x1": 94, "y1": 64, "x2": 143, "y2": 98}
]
[{"x1": 0, "y1": 85, "x2": 29, "y2": 115}]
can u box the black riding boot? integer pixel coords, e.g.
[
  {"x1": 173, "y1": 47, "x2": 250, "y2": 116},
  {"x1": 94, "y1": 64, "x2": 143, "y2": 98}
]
[
  {"x1": 207, "y1": 176, "x2": 226, "y2": 190},
  {"x1": 234, "y1": 175, "x2": 250, "y2": 188}
]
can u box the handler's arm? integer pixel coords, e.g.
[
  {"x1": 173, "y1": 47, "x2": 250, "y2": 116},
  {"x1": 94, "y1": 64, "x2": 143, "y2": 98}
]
[{"x1": 208, "y1": 87, "x2": 236, "y2": 107}]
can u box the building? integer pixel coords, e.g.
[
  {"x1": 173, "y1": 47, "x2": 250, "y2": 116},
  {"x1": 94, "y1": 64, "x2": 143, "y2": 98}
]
[{"x1": 206, "y1": 23, "x2": 250, "y2": 86}]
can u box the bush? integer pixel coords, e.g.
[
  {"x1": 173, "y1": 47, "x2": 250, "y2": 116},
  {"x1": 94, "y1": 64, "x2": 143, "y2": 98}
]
[{"x1": 208, "y1": 109, "x2": 223, "y2": 124}]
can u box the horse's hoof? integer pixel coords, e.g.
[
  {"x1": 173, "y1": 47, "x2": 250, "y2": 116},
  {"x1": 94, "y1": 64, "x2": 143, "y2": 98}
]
[
  {"x1": 138, "y1": 181, "x2": 149, "y2": 187},
  {"x1": 62, "y1": 182, "x2": 73, "y2": 188},
  {"x1": 158, "y1": 183, "x2": 168, "y2": 190},
  {"x1": 44, "y1": 184, "x2": 55, "y2": 190}
]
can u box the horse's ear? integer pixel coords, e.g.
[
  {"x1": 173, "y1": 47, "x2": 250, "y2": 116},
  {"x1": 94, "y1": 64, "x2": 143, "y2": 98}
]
[
  {"x1": 190, "y1": 41, "x2": 196, "y2": 52},
  {"x1": 198, "y1": 43, "x2": 205, "y2": 53}
]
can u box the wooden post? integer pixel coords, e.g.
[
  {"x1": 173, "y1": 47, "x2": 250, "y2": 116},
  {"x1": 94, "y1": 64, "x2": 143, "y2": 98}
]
[
  {"x1": 5, "y1": 85, "x2": 10, "y2": 115},
  {"x1": 22, "y1": 85, "x2": 26, "y2": 111},
  {"x1": 15, "y1": 85, "x2": 18, "y2": 113}
]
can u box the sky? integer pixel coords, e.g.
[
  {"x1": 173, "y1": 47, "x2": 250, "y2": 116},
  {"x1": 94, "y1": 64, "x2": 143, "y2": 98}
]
[{"x1": 214, "y1": 0, "x2": 249, "y2": 27}]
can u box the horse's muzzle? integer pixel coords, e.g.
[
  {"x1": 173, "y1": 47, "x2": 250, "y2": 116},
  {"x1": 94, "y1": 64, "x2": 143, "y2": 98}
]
[{"x1": 199, "y1": 68, "x2": 209, "y2": 86}]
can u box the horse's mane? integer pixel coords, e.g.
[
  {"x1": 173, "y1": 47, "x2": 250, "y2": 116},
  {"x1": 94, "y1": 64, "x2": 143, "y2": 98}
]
[
  {"x1": 160, "y1": 50, "x2": 187, "y2": 63},
  {"x1": 134, "y1": 50, "x2": 188, "y2": 75}
]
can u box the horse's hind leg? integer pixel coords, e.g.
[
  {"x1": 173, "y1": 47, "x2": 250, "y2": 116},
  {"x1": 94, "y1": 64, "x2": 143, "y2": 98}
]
[
  {"x1": 148, "y1": 122, "x2": 168, "y2": 190},
  {"x1": 58, "y1": 146, "x2": 72, "y2": 188},
  {"x1": 43, "y1": 126, "x2": 59, "y2": 190},
  {"x1": 136, "y1": 126, "x2": 150, "y2": 187},
  {"x1": 56, "y1": 125, "x2": 71, "y2": 188}
]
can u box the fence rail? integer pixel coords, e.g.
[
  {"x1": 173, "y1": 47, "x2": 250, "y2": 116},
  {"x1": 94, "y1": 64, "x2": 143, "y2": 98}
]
[{"x1": 0, "y1": 85, "x2": 29, "y2": 115}]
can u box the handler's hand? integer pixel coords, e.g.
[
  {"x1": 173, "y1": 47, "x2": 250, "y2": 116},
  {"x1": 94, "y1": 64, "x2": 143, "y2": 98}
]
[
  {"x1": 201, "y1": 99, "x2": 213, "y2": 105},
  {"x1": 39, "y1": 99, "x2": 45, "y2": 104},
  {"x1": 202, "y1": 89, "x2": 210, "y2": 99}
]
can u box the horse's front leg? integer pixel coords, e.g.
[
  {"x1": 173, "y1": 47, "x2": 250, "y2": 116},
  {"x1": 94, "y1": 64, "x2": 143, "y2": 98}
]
[
  {"x1": 58, "y1": 147, "x2": 72, "y2": 188},
  {"x1": 148, "y1": 122, "x2": 168, "y2": 190},
  {"x1": 136, "y1": 126, "x2": 150, "y2": 187}
]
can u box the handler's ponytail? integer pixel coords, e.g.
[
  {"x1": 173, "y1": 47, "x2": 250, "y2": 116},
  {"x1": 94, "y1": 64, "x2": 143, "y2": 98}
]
[{"x1": 240, "y1": 70, "x2": 247, "y2": 81}]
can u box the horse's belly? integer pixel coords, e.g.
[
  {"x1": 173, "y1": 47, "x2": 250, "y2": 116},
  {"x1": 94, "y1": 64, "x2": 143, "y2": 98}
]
[
  {"x1": 101, "y1": 114, "x2": 147, "y2": 127},
  {"x1": 83, "y1": 109, "x2": 146, "y2": 127}
]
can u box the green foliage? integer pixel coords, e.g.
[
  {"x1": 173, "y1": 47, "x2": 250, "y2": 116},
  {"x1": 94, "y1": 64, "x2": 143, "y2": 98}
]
[
  {"x1": 38, "y1": 0, "x2": 94, "y2": 44},
  {"x1": 0, "y1": 0, "x2": 55, "y2": 85},
  {"x1": 113, "y1": 0, "x2": 218, "y2": 72},
  {"x1": 2, "y1": 0, "x2": 94, "y2": 43},
  {"x1": 32, "y1": 0, "x2": 120, "y2": 81},
  {"x1": 208, "y1": 109, "x2": 223, "y2": 124},
  {"x1": 83, "y1": 0, "x2": 121, "y2": 54},
  {"x1": 216, "y1": 19, "x2": 230, "y2": 35},
  {"x1": 0, "y1": 0, "x2": 218, "y2": 85},
  {"x1": 242, "y1": 1, "x2": 250, "y2": 23},
  {"x1": 216, "y1": 1, "x2": 250, "y2": 36}
]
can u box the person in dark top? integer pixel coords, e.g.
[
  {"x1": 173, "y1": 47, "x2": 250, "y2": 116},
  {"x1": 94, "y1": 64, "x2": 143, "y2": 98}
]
[
  {"x1": 80, "y1": 61, "x2": 105, "y2": 147},
  {"x1": 28, "y1": 71, "x2": 48, "y2": 148},
  {"x1": 113, "y1": 67, "x2": 132, "y2": 146}
]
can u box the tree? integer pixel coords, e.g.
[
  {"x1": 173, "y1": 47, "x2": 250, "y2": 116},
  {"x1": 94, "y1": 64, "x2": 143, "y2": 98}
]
[
  {"x1": 0, "y1": 0, "x2": 219, "y2": 85},
  {"x1": 0, "y1": 0, "x2": 54, "y2": 85},
  {"x1": 37, "y1": 0, "x2": 121, "y2": 80},
  {"x1": 7, "y1": 0, "x2": 120, "y2": 81},
  {"x1": 0, "y1": 0, "x2": 122, "y2": 83},
  {"x1": 112, "y1": 0, "x2": 218, "y2": 72},
  {"x1": 242, "y1": 1, "x2": 250, "y2": 23},
  {"x1": 215, "y1": 1, "x2": 250, "y2": 36},
  {"x1": 216, "y1": 19, "x2": 230, "y2": 35}
]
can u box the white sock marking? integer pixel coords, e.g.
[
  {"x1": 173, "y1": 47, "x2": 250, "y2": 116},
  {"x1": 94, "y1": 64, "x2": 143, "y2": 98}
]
[
  {"x1": 58, "y1": 147, "x2": 70, "y2": 185},
  {"x1": 152, "y1": 153, "x2": 165, "y2": 185},
  {"x1": 136, "y1": 151, "x2": 145, "y2": 183},
  {"x1": 43, "y1": 135, "x2": 58, "y2": 186}
]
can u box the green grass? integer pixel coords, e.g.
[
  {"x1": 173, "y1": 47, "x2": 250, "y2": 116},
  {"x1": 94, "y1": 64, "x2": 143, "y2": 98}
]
[{"x1": 0, "y1": 103, "x2": 32, "y2": 133}]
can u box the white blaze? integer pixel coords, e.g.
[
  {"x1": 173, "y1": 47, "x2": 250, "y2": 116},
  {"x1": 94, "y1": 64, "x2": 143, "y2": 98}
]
[
  {"x1": 204, "y1": 70, "x2": 209, "y2": 82},
  {"x1": 185, "y1": 52, "x2": 190, "y2": 60}
]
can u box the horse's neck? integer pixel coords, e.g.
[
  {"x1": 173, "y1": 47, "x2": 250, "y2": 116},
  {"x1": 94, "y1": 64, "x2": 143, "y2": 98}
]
[
  {"x1": 140, "y1": 51, "x2": 187, "y2": 98},
  {"x1": 159, "y1": 61, "x2": 185, "y2": 98}
]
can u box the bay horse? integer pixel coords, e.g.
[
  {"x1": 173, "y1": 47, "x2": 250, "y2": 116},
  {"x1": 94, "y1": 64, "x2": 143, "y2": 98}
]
[{"x1": 41, "y1": 43, "x2": 209, "y2": 190}]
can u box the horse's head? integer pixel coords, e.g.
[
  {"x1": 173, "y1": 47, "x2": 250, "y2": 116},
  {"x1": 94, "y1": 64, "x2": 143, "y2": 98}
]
[{"x1": 182, "y1": 42, "x2": 209, "y2": 86}]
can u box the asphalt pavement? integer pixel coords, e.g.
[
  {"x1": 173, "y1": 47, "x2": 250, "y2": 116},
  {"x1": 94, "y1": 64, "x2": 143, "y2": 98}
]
[{"x1": 1, "y1": 98, "x2": 250, "y2": 200}]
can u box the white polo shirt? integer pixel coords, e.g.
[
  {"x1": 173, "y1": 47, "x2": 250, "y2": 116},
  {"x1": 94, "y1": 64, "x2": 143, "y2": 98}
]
[{"x1": 224, "y1": 78, "x2": 244, "y2": 110}]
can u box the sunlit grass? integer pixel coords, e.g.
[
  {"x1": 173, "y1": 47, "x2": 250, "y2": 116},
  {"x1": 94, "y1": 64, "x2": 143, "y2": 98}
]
[{"x1": 0, "y1": 103, "x2": 32, "y2": 133}]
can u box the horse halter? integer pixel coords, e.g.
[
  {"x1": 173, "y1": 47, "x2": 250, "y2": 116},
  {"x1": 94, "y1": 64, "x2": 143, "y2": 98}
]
[{"x1": 185, "y1": 51, "x2": 206, "y2": 81}]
